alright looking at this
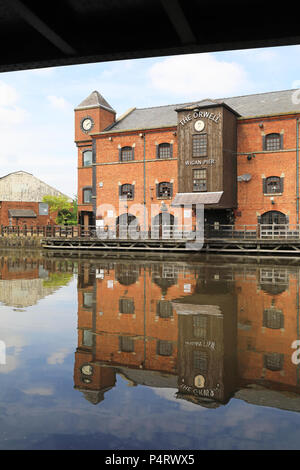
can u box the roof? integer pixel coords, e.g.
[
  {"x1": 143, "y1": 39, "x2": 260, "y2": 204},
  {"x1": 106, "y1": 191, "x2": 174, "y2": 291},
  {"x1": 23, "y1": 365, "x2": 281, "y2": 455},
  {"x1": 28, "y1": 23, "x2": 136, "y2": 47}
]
[
  {"x1": 171, "y1": 191, "x2": 223, "y2": 206},
  {"x1": 99, "y1": 89, "x2": 300, "y2": 134},
  {"x1": 0, "y1": 171, "x2": 71, "y2": 202},
  {"x1": 172, "y1": 303, "x2": 222, "y2": 316},
  {"x1": 75, "y1": 90, "x2": 115, "y2": 113},
  {"x1": 8, "y1": 209, "x2": 37, "y2": 218}
]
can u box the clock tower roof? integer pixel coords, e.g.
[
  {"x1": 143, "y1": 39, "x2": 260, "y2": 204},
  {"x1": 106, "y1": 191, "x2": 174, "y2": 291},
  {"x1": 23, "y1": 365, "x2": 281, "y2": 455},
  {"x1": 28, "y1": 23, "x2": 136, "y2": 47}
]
[{"x1": 75, "y1": 90, "x2": 115, "y2": 113}]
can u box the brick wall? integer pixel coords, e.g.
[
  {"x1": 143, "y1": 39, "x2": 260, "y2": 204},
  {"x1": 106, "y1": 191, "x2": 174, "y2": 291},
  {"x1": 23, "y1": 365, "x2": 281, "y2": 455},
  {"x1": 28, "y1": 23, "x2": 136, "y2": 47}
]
[{"x1": 0, "y1": 201, "x2": 54, "y2": 226}]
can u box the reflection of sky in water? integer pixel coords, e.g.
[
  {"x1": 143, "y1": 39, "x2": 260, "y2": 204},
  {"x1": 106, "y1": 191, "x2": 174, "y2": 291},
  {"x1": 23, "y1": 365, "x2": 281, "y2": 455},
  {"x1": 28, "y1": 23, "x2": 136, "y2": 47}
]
[{"x1": 1, "y1": 259, "x2": 300, "y2": 449}]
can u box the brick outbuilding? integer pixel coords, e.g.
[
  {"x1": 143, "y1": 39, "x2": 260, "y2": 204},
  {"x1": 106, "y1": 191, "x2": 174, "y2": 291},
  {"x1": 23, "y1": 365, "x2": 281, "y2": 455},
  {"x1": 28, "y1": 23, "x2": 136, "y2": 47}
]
[{"x1": 0, "y1": 171, "x2": 71, "y2": 227}]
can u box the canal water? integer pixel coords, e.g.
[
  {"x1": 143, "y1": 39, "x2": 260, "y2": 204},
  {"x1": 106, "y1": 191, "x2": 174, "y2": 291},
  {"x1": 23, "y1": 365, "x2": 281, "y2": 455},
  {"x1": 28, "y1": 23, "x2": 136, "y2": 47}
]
[{"x1": 1, "y1": 249, "x2": 300, "y2": 450}]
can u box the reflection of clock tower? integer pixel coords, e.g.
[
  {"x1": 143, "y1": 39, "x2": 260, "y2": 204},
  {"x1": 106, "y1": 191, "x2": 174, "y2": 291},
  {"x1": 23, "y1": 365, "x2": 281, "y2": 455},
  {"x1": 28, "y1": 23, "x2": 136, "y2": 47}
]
[{"x1": 75, "y1": 91, "x2": 116, "y2": 227}]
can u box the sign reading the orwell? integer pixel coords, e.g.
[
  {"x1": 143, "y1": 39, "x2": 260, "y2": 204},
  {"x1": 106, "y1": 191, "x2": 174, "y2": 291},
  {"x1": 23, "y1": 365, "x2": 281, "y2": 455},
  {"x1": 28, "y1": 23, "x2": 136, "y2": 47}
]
[{"x1": 180, "y1": 111, "x2": 221, "y2": 127}]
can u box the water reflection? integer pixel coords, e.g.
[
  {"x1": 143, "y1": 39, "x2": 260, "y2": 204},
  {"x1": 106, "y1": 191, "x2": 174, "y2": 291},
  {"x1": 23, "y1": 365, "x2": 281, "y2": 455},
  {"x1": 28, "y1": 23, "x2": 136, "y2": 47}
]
[
  {"x1": 1, "y1": 251, "x2": 300, "y2": 449},
  {"x1": 0, "y1": 253, "x2": 74, "y2": 308},
  {"x1": 74, "y1": 259, "x2": 300, "y2": 413}
]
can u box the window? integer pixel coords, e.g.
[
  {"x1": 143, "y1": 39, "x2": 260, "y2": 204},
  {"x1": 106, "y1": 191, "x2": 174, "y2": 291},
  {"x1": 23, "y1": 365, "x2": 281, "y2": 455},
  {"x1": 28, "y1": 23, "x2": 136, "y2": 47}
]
[
  {"x1": 120, "y1": 146, "x2": 133, "y2": 162},
  {"x1": 264, "y1": 176, "x2": 283, "y2": 194},
  {"x1": 259, "y1": 268, "x2": 289, "y2": 295},
  {"x1": 157, "y1": 182, "x2": 172, "y2": 198},
  {"x1": 83, "y1": 150, "x2": 92, "y2": 166},
  {"x1": 83, "y1": 292, "x2": 93, "y2": 309},
  {"x1": 263, "y1": 353, "x2": 284, "y2": 371},
  {"x1": 263, "y1": 308, "x2": 284, "y2": 329},
  {"x1": 192, "y1": 134, "x2": 207, "y2": 157},
  {"x1": 156, "y1": 340, "x2": 173, "y2": 356},
  {"x1": 82, "y1": 330, "x2": 93, "y2": 347},
  {"x1": 83, "y1": 188, "x2": 92, "y2": 203},
  {"x1": 39, "y1": 202, "x2": 48, "y2": 215},
  {"x1": 119, "y1": 184, "x2": 134, "y2": 200},
  {"x1": 157, "y1": 143, "x2": 171, "y2": 159},
  {"x1": 193, "y1": 169, "x2": 207, "y2": 191},
  {"x1": 156, "y1": 300, "x2": 173, "y2": 318},
  {"x1": 193, "y1": 315, "x2": 207, "y2": 338},
  {"x1": 119, "y1": 336, "x2": 134, "y2": 352},
  {"x1": 119, "y1": 298, "x2": 135, "y2": 314},
  {"x1": 193, "y1": 351, "x2": 208, "y2": 372},
  {"x1": 264, "y1": 133, "x2": 282, "y2": 151},
  {"x1": 260, "y1": 210, "x2": 287, "y2": 225}
]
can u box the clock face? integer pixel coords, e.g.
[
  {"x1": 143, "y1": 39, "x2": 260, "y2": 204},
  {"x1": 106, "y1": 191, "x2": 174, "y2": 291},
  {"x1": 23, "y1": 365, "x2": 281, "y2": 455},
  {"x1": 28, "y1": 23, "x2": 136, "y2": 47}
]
[
  {"x1": 81, "y1": 117, "x2": 93, "y2": 132},
  {"x1": 81, "y1": 364, "x2": 93, "y2": 376},
  {"x1": 194, "y1": 374, "x2": 205, "y2": 388},
  {"x1": 194, "y1": 120, "x2": 205, "y2": 132}
]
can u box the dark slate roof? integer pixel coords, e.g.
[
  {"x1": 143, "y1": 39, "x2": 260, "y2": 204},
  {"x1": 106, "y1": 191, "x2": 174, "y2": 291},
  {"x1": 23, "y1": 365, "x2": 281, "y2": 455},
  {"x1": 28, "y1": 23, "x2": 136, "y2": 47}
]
[
  {"x1": 75, "y1": 90, "x2": 115, "y2": 112},
  {"x1": 8, "y1": 209, "x2": 37, "y2": 218},
  {"x1": 101, "y1": 89, "x2": 300, "y2": 133}
]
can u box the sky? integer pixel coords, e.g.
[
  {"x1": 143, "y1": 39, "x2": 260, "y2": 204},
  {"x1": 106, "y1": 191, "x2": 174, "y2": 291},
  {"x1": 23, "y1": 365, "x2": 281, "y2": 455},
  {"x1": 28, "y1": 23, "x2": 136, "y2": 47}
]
[{"x1": 1, "y1": 44, "x2": 300, "y2": 198}]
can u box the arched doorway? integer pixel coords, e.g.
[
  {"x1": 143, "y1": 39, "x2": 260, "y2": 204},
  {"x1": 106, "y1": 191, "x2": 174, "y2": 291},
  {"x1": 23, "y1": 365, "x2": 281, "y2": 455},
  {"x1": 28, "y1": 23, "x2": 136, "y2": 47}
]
[
  {"x1": 116, "y1": 213, "x2": 138, "y2": 238},
  {"x1": 260, "y1": 211, "x2": 287, "y2": 225},
  {"x1": 152, "y1": 212, "x2": 175, "y2": 238}
]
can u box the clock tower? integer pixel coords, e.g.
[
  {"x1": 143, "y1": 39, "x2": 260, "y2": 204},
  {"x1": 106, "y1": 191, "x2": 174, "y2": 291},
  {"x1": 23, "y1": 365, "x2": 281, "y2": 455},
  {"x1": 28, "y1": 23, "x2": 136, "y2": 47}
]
[{"x1": 75, "y1": 91, "x2": 116, "y2": 227}]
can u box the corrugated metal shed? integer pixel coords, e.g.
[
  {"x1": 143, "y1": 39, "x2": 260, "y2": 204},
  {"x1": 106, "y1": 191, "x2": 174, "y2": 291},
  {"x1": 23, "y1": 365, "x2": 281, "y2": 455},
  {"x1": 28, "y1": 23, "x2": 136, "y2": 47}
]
[{"x1": 0, "y1": 171, "x2": 71, "y2": 202}]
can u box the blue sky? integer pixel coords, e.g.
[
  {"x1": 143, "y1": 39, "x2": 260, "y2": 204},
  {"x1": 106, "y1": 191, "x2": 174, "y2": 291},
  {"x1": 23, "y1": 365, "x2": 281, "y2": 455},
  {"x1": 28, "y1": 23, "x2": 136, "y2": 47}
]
[{"x1": 1, "y1": 44, "x2": 300, "y2": 197}]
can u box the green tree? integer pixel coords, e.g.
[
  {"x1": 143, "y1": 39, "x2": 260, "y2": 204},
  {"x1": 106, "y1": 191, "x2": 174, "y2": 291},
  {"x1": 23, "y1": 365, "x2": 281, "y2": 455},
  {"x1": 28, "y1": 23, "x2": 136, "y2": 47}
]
[{"x1": 42, "y1": 195, "x2": 78, "y2": 225}]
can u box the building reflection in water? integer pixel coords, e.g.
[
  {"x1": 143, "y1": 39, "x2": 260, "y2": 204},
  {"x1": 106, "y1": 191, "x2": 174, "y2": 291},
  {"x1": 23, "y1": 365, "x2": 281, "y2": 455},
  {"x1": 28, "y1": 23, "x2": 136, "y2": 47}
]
[
  {"x1": 0, "y1": 252, "x2": 74, "y2": 309},
  {"x1": 74, "y1": 259, "x2": 300, "y2": 411}
]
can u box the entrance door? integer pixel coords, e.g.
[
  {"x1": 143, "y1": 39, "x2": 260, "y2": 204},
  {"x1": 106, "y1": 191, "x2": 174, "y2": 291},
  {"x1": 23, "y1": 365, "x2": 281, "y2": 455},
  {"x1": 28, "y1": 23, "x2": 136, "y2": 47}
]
[
  {"x1": 116, "y1": 213, "x2": 138, "y2": 238},
  {"x1": 152, "y1": 212, "x2": 175, "y2": 238}
]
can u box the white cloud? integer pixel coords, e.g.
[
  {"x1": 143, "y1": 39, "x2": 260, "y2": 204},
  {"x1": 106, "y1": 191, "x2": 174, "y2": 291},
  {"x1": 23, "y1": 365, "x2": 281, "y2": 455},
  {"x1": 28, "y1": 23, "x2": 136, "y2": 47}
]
[
  {"x1": 47, "y1": 95, "x2": 71, "y2": 111},
  {"x1": 0, "y1": 81, "x2": 28, "y2": 126},
  {"x1": 47, "y1": 348, "x2": 69, "y2": 365},
  {"x1": 22, "y1": 386, "x2": 54, "y2": 396},
  {"x1": 149, "y1": 53, "x2": 249, "y2": 99},
  {"x1": 0, "y1": 81, "x2": 18, "y2": 106}
]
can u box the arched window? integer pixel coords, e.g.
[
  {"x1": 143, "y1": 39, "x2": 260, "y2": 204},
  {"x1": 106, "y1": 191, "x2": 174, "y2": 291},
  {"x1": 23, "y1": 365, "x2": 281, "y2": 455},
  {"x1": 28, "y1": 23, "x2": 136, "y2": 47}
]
[
  {"x1": 263, "y1": 353, "x2": 284, "y2": 371},
  {"x1": 263, "y1": 308, "x2": 284, "y2": 329},
  {"x1": 156, "y1": 340, "x2": 173, "y2": 356},
  {"x1": 263, "y1": 176, "x2": 283, "y2": 194},
  {"x1": 156, "y1": 300, "x2": 173, "y2": 318},
  {"x1": 157, "y1": 143, "x2": 171, "y2": 159},
  {"x1": 119, "y1": 184, "x2": 134, "y2": 199},
  {"x1": 83, "y1": 150, "x2": 92, "y2": 166},
  {"x1": 119, "y1": 336, "x2": 135, "y2": 352},
  {"x1": 157, "y1": 182, "x2": 173, "y2": 198},
  {"x1": 115, "y1": 262, "x2": 139, "y2": 285},
  {"x1": 260, "y1": 211, "x2": 287, "y2": 225},
  {"x1": 120, "y1": 146, "x2": 133, "y2": 162},
  {"x1": 264, "y1": 133, "x2": 282, "y2": 151},
  {"x1": 119, "y1": 297, "x2": 135, "y2": 314},
  {"x1": 83, "y1": 187, "x2": 92, "y2": 203}
]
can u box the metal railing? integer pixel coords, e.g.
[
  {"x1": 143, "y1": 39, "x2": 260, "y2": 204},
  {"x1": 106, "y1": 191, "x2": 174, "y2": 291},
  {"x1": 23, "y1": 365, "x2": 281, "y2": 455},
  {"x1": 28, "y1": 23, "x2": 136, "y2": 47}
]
[{"x1": 2, "y1": 223, "x2": 300, "y2": 240}]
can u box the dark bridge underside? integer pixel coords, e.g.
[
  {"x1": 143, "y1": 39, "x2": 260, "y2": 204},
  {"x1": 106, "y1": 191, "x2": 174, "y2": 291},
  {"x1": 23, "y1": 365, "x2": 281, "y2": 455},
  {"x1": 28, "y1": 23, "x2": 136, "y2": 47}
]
[{"x1": 0, "y1": 0, "x2": 299, "y2": 73}]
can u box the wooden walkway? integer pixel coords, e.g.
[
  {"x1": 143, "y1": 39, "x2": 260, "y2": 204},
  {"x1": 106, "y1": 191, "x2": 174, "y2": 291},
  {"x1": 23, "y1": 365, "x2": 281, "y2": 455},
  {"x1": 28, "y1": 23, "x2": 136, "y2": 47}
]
[{"x1": 41, "y1": 236, "x2": 300, "y2": 255}]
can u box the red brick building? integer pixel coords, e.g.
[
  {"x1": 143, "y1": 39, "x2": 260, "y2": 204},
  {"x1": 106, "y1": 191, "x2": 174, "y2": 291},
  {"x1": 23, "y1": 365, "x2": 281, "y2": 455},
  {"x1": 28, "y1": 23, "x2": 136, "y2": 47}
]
[
  {"x1": 75, "y1": 89, "x2": 300, "y2": 231},
  {"x1": 0, "y1": 171, "x2": 70, "y2": 227}
]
